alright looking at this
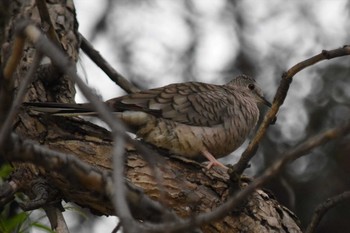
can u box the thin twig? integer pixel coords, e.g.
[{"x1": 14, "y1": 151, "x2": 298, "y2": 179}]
[
  {"x1": 3, "y1": 34, "x2": 25, "y2": 80},
  {"x1": 305, "y1": 191, "x2": 350, "y2": 233},
  {"x1": 111, "y1": 222, "x2": 122, "y2": 233},
  {"x1": 0, "y1": 32, "x2": 26, "y2": 133},
  {"x1": 232, "y1": 45, "x2": 350, "y2": 176},
  {"x1": 80, "y1": 34, "x2": 140, "y2": 94},
  {"x1": 35, "y1": 0, "x2": 61, "y2": 47},
  {"x1": 44, "y1": 206, "x2": 69, "y2": 233}
]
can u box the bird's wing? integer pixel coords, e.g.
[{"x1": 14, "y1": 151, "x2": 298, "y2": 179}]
[{"x1": 106, "y1": 82, "x2": 236, "y2": 126}]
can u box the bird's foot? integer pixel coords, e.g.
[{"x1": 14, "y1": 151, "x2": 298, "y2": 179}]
[
  {"x1": 205, "y1": 160, "x2": 228, "y2": 170},
  {"x1": 201, "y1": 149, "x2": 228, "y2": 170}
]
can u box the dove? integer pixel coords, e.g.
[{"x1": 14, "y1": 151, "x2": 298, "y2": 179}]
[{"x1": 24, "y1": 75, "x2": 271, "y2": 169}]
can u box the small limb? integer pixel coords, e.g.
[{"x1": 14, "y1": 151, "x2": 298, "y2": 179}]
[
  {"x1": 44, "y1": 205, "x2": 69, "y2": 233},
  {"x1": 79, "y1": 33, "x2": 140, "y2": 94},
  {"x1": 201, "y1": 149, "x2": 228, "y2": 170},
  {"x1": 305, "y1": 191, "x2": 350, "y2": 233}
]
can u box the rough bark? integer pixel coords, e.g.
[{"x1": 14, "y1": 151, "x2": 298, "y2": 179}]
[{"x1": 1, "y1": 0, "x2": 302, "y2": 232}]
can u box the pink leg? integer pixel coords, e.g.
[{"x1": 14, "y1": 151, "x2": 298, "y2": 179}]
[{"x1": 201, "y1": 149, "x2": 228, "y2": 169}]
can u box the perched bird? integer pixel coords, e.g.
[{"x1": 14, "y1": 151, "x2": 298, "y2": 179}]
[{"x1": 24, "y1": 75, "x2": 271, "y2": 169}]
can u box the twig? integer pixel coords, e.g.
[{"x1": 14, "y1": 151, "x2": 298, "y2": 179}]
[
  {"x1": 80, "y1": 34, "x2": 140, "y2": 94},
  {"x1": 86, "y1": 0, "x2": 114, "y2": 42},
  {"x1": 232, "y1": 45, "x2": 350, "y2": 176},
  {"x1": 44, "y1": 206, "x2": 69, "y2": 233},
  {"x1": 2, "y1": 34, "x2": 25, "y2": 80},
  {"x1": 54, "y1": 209, "x2": 69, "y2": 233},
  {"x1": 35, "y1": 0, "x2": 61, "y2": 48},
  {"x1": 305, "y1": 191, "x2": 350, "y2": 233},
  {"x1": 111, "y1": 222, "x2": 121, "y2": 233},
  {"x1": 0, "y1": 32, "x2": 25, "y2": 133}
]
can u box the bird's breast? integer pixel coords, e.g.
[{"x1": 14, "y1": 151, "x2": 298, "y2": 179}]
[{"x1": 136, "y1": 115, "x2": 258, "y2": 160}]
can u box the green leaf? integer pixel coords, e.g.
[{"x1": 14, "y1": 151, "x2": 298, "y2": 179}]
[
  {"x1": 31, "y1": 222, "x2": 56, "y2": 233},
  {"x1": 0, "y1": 164, "x2": 13, "y2": 179},
  {"x1": 0, "y1": 211, "x2": 28, "y2": 233}
]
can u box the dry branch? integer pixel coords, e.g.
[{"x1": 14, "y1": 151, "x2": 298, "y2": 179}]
[
  {"x1": 305, "y1": 191, "x2": 350, "y2": 233},
  {"x1": 232, "y1": 45, "x2": 350, "y2": 176},
  {"x1": 80, "y1": 34, "x2": 140, "y2": 94}
]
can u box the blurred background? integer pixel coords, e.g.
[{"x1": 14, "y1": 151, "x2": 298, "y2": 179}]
[{"x1": 16, "y1": 0, "x2": 350, "y2": 232}]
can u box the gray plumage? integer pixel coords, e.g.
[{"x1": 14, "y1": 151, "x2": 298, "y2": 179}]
[{"x1": 25, "y1": 75, "x2": 271, "y2": 169}]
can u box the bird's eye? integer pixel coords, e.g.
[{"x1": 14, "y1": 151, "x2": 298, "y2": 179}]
[{"x1": 248, "y1": 83, "x2": 255, "y2": 90}]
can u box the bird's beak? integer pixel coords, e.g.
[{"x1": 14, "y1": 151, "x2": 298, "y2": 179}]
[{"x1": 261, "y1": 96, "x2": 272, "y2": 107}]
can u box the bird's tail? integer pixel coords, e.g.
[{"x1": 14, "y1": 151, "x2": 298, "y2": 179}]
[
  {"x1": 24, "y1": 102, "x2": 154, "y2": 131},
  {"x1": 23, "y1": 102, "x2": 97, "y2": 116}
]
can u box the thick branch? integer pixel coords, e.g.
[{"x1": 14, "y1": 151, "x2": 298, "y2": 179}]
[{"x1": 3, "y1": 133, "x2": 177, "y2": 223}]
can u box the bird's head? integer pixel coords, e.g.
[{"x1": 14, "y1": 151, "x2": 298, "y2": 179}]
[{"x1": 227, "y1": 75, "x2": 272, "y2": 107}]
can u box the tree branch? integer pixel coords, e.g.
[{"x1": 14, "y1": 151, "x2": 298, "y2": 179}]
[
  {"x1": 80, "y1": 33, "x2": 140, "y2": 94},
  {"x1": 305, "y1": 191, "x2": 350, "y2": 233},
  {"x1": 232, "y1": 45, "x2": 350, "y2": 176},
  {"x1": 3, "y1": 133, "x2": 178, "y2": 223}
]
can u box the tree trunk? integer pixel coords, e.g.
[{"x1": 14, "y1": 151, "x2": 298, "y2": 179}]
[{"x1": 1, "y1": 0, "x2": 301, "y2": 232}]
